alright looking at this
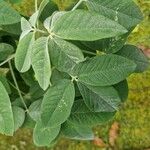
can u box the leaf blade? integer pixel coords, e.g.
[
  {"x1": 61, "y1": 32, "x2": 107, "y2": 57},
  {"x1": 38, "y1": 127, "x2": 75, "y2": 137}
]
[
  {"x1": 32, "y1": 37, "x2": 51, "y2": 90},
  {"x1": 15, "y1": 32, "x2": 35, "y2": 72},
  {"x1": 41, "y1": 79, "x2": 75, "y2": 127},
  {"x1": 52, "y1": 10, "x2": 127, "y2": 41},
  {"x1": 68, "y1": 100, "x2": 116, "y2": 127},
  {"x1": 78, "y1": 82, "x2": 121, "y2": 112},
  {"x1": 33, "y1": 119, "x2": 60, "y2": 146},
  {"x1": 72, "y1": 54, "x2": 136, "y2": 86},
  {"x1": 0, "y1": 0, "x2": 21, "y2": 25},
  {"x1": 0, "y1": 81, "x2": 14, "y2": 135},
  {"x1": 49, "y1": 38, "x2": 84, "y2": 73},
  {"x1": 12, "y1": 106, "x2": 25, "y2": 131},
  {"x1": 116, "y1": 45, "x2": 149, "y2": 72},
  {"x1": 62, "y1": 121, "x2": 94, "y2": 140},
  {"x1": 86, "y1": 0, "x2": 143, "y2": 29}
]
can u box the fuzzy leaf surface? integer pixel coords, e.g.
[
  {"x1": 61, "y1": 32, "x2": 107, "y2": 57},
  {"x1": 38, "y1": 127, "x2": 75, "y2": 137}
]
[
  {"x1": 72, "y1": 54, "x2": 136, "y2": 86},
  {"x1": 52, "y1": 10, "x2": 127, "y2": 41},
  {"x1": 0, "y1": 81, "x2": 14, "y2": 135},
  {"x1": 32, "y1": 37, "x2": 51, "y2": 90},
  {"x1": 41, "y1": 79, "x2": 75, "y2": 127}
]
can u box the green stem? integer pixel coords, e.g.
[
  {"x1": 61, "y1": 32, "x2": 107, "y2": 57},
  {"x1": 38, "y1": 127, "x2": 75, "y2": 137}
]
[
  {"x1": 0, "y1": 54, "x2": 15, "y2": 67},
  {"x1": 35, "y1": 29, "x2": 47, "y2": 34},
  {"x1": 72, "y1": 0, "x2": 85, "y2": 11},
  {"x1": 8, "y1": 81, "x2": 26, "y2": 95},
  {"x1": 8, "y1": 60, "x2": 28, "y2": 112},
  {"x1": 82, "y1": 50, "x2": 96, "y2": 56},
  {"x1": 35, "y1": 0, "x2": 38, "y2": 12}
]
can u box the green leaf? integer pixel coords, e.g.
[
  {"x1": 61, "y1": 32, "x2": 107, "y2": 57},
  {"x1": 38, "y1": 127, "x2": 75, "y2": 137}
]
[
  {"x1": 80, "y1": 32, "x2": 130, "y2": 54},
  {"x1": 0, "y1": 81, "x2": 14, "y2": 135},
  {"x1": 38, "y1": 0, "x2": 49, "y2": 17},
  {"x1": 0, "y1": 22, "x2": 21, "y2": 35},
  {"x1": 33, "y1": 119, "x2": 61, "y2": 146},
  {"x1": 29, "y1": 11, "x2": 39, "y2": 27},
  {"x1": 15, "y1": 32, "x2": 35, "y2": 73},
  {"x1": 40, "y1": 1, "x2": 58, "y2": 22},
  {"x1": 20, "y1": 69, "x2": 36, "y2": 87},
  {"x1": 41, "y1": 79, "x2": 75, "y2": 127},
  {"x1": 29, "y1": 100, "x2": 42, "y2": 122},
  {"x1": 12, "y1": 97, "x2": 30, "y2": 108},
  {"x1": 49, "y1": 38, "x2": 84, "y2": 73},
  {"x1": 77, "y1": 82, "x2": 121, "y2": 112},
  {"x1": 29, "y1": 82, "x2": 45, "y2": 100},
  {"x1": 51, "y1": 69, "x2": 70, "y2": 85},
  {"x1": 86, "y1": 0, "x2": 143, "y2": 29},
  {"x1": 22, "y1": 114, "x2": 35, "y2": 129},
  {"x1": 44, "y1": 11, "x2": 66, "y2": 31},
  {"x1": 52, "y1": 10, "x2": 127, "y2": 41},
  {"x1": 114, "y1": 80, "x2": 128, "y2": 102},
  {"x1": 0, "y1": 43, "x2": 14, "y2": 61},
  {"x1": 116, "y1": 45, "x2": 149, "y2": 73},
  {"x1": 0, "y1": 75, "x2": 11, "y2": 94},
  {"x1": 50, "y1": 11, "x2": 66, "y2": 29},
  {"x1": 32, "y1": 37, "x2": 51, "y2": 90},
  {"x1": 21, "y1": 17, "x2": 32, "y2": 32},
  {"x1": 62, "y1": 121, "x2": 94, "y2": 140},
  {"x1": 72, "y1": 54, "x2": 136, "y2": 86},
  {"x1": 20, "y1": 18, "x2": 33, "y2": 40},
  {"x1": 12, "y1": 106, "x2": 25, "y2": 131},
  {"x1": 0, "y1": 0, "x2": 21, "y2": 25},
  {"x1": 68, "y1": 100, "x2": 115, "y2": 127}
]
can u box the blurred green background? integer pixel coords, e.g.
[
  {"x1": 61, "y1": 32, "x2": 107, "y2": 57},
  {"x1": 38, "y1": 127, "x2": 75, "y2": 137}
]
[{"x1": 0, "y1": 0, "x2": 150, "y2": 149}]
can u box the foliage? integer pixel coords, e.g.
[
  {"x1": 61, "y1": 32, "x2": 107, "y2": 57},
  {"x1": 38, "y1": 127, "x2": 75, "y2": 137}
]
[{"x1": 0, "y1": 0, "x2": 149, "y2": 148}]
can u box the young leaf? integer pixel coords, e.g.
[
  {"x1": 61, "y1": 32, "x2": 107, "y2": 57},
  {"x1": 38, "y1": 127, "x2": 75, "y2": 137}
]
[
  {"x1": 29, "y1": 11, "x2": 39, "y2": 27},
  {"x1": 116, "y1": 45, "x2": 149, "y2": 72},
  {"x1": 68, "y1": 100, "x2": 115, "y2": 127},
  {"x1": 33, "y1": 119, "x2": 61, "y2": 146},
  {"x1": 32, "y1": 37, "x2": 51, "y2": 90},
  {"x1": 49, "y1": 38, "x2": 84, "y2": 73},
  {"x1": 44, "y1": 11, "x2": 66, "y2": 31},
  {"x1": 21, "y1": 17, "x2": 32, "y2": 32},
  {"x1": 29, "y1": 100, "x2": 42, "y2": 122},
  {"x1": 114, "y1": 80, "x2": 128, "y2": 102},
  {"x1": 0, "y1": 81, "x2": 14, "y2": 135},
  {"x1": 50, "y1": 11, "x2": 66, "y2": 28},
  {"x1": 86, "y1": 0, "x2": 143, "y2": 29},
  {"x1": 12, "y1": 106, "x2": 25, "y2": 131},
  {"x1": 15, "y1": 32, "x2": 35, "y2": 72},
  {"x1": 20, "y1": 18, "x2": 33, "y2": 40},
  {"x1": 77, "y1": 82, "x2": 121, "y2": 112},
  {"x1": 0, "y1": 0, "x2": 21, "y2": 25},
  {"x1": 52, "y1": 10, "x2": 127, "y2": 41},
  {"x1": 62, "y1": 121, "x2": 94, "y2": 140},
  {"x1": 0, "y1": 43, "x2": 14, "y2": 61},
  {"x1": 71, "y1": 54, "x2": 136, "y2": 86},
  {"x1": 41, "y1": 79, "x2": 75, "y2": 127}
]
